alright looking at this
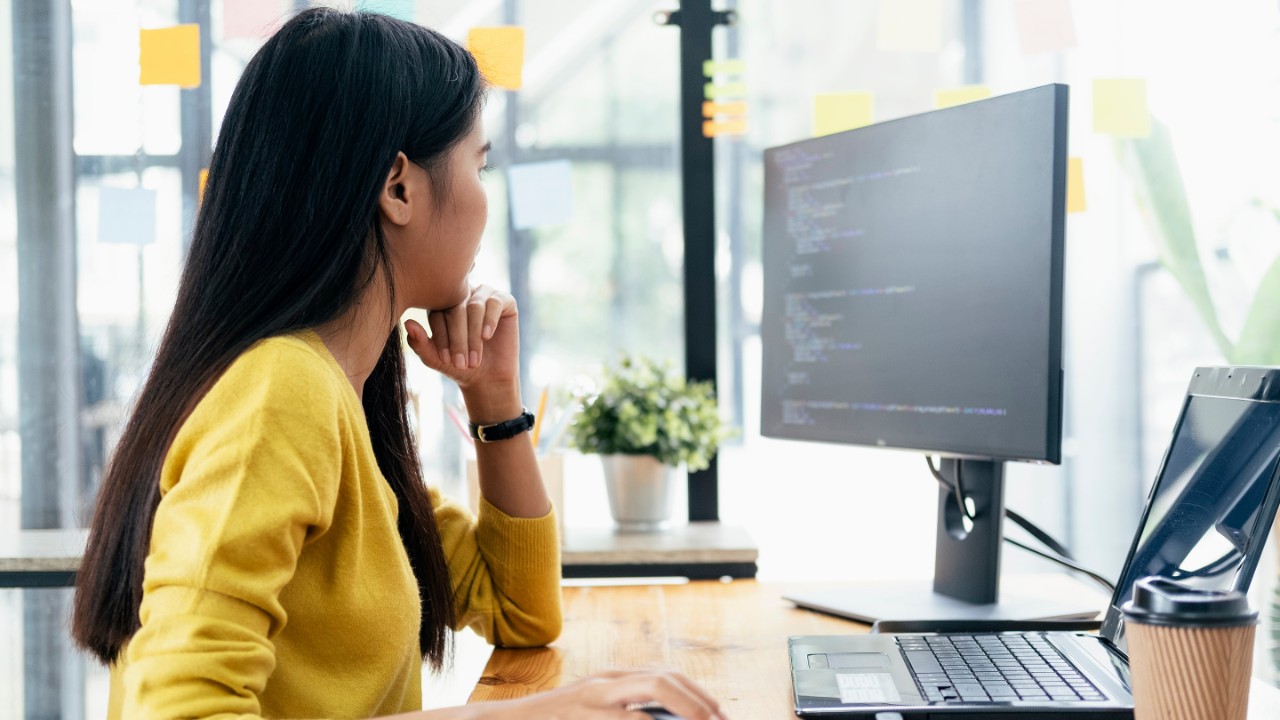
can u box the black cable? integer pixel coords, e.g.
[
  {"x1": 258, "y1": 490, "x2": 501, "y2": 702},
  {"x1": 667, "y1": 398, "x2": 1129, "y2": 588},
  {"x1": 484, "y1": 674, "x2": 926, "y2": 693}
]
[
  {"x1": 1005, "y1": 538, "x2": 1117, "y2": 595},
  {"x1": 922, "y1": 455, "x2": 1116, "y2": 593}
]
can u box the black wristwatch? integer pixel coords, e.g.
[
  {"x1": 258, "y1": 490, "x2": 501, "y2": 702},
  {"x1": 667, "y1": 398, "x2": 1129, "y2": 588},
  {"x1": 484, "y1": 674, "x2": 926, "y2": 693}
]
[{"x1": 468, "y1": 408, "x2": 536, "y2": 443}]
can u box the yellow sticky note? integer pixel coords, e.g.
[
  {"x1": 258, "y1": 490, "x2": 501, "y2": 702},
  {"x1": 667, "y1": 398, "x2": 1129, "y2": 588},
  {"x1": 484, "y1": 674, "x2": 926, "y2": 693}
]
[
  {"x1": 703, "y1": 59, "x2": 747, "y2": 76},
  {"x1": 814, "y1": 92, "x2": 874, "y2": 137},
  {"x1": 877, "y1": 0, "x2": 945, "y2": 53},
  {"x1": 704, "y1": 81, "x2": 749, "y2": 100},
  {"x1": 934, "y1": 85, "x2": 992, "y2": 109},
  {"x1": 1066, "y1": 157, "x2": 1085, "y2": 213},
  {"x1": 467, "y1": 27, "x2": 524, "y2": 90},
  {"x1": 703, "y1": 118, "x2": 748, "y2": 138},
  {"x1": 198, "y1": 168, "x2": 209, "y2": 205},
  {"x1": 1093, "y1": 78, "x2": 1150, "y2": 138},
  {"x1": 140, "y1": 25, "x2": 201, "y2": 88}
]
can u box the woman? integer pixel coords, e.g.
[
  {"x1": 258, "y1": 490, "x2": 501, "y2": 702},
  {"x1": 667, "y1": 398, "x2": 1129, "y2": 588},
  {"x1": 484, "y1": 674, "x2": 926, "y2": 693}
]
[{"x1": 71, "y1": 8, "x2": 724, "y2": 720}]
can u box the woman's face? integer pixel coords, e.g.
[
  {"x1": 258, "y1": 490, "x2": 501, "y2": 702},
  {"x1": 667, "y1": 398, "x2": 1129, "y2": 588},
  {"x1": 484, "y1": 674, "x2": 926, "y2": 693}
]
[{"x1": 383, "y1": 117, "x2": 490, "y2": 312}]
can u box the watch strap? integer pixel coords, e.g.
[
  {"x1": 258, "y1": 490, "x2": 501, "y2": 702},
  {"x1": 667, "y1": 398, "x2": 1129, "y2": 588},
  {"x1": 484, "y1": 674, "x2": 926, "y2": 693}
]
[{"x1": 469, "y1": 408, "x2": 535, "y2": 443}]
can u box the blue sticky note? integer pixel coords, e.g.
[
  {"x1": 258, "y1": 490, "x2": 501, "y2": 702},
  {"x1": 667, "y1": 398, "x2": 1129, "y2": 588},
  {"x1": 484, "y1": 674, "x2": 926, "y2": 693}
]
[
  {"x1": 358, "y1": 0, "x2": 415, "y2": 22},
  {"x1": 507, "y1": 160, "x2": 574, "y2": 230},
  {"x1": 98, "y1": 187, "x2": 157, "y2": 246}
]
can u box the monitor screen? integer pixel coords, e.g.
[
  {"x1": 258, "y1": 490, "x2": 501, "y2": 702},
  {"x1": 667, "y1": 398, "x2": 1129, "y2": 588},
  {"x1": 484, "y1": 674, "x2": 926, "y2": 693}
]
[
  {"x1": 1102, "y1": 388, "x2": 1280, "y2": 656},
  {"x1": 760, "y1": 84, "x2": 1067, "y2": 462}
]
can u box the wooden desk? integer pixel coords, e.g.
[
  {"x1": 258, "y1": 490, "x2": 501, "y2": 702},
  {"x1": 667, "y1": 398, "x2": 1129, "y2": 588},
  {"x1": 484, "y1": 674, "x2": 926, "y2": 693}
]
[{"x1": 470, "y1": 580, "x2": 1280, "y2": 719}]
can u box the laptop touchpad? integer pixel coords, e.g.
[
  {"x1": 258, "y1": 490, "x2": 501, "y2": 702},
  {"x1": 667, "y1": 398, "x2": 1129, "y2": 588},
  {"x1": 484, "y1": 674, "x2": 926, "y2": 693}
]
[{"x1": 826, "y1": 652, "x2": 892, "y2": 670}]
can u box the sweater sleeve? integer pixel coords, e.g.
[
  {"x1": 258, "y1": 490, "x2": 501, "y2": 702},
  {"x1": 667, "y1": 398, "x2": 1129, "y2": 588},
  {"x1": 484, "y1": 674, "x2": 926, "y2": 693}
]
[
  {"x1": 120, "y1": 344, "x2": 343, "y2": 720},
  {"x1": 433, "y1": 488, "x2": 563, "y2": 647}
]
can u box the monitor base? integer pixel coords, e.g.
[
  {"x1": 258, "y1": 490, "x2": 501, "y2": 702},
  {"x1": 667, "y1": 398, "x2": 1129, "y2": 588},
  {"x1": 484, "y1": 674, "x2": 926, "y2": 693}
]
[{"x1": 783, "y1": 580, "x2": 1100, "y2": 625}]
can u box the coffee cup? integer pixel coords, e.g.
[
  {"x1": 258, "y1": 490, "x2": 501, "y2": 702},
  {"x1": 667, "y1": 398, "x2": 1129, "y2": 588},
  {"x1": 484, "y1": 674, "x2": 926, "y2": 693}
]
[{"x1": 1120, "y1": 576, "x2": 1257, "y2": 720}]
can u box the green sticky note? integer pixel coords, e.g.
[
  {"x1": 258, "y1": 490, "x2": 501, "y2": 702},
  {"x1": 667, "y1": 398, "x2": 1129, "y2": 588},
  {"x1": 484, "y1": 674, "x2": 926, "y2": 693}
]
[
  {"x1": 704, "y1": 81, "x2": 749, "y2": 100},
  {"x1": 467, "y1": 26, "x2": 525, "y2": 90},
  {"x1": 702, "y1": 59, "x2": 747, "y2": 77},
  {"x1": 1093, "y1": 78, "x2": 1150, "y2": 138},
  {"x1": 813, "y1": 92, "x2": 874, "y2": 136},
  {"x1": 139, "y1": 25, "x2": 201, "y2": 88},
  {"x1": 934, "y1": 85, "x2": 992, "y2": 109}
]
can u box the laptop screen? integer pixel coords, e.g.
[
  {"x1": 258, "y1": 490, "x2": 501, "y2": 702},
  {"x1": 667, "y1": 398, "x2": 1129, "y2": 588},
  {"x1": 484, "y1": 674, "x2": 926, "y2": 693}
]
[{"x1": 1102, "y1": 371, "x2": 1280, "y2": 656}]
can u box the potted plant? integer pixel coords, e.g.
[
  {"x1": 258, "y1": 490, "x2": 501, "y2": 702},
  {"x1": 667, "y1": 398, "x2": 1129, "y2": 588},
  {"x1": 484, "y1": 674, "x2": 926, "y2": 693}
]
[{"x1": 569, "y1": 354, "x2": 730, "y2": 531}]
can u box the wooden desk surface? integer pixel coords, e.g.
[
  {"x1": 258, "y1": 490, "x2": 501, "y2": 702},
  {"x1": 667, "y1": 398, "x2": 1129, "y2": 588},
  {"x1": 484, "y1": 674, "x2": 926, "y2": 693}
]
[{"x1": 470, "y1": 580, "x2": 1280, "y2": 720}]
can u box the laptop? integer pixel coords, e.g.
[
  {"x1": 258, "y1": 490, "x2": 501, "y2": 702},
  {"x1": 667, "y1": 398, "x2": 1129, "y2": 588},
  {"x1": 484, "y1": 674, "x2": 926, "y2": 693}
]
[{"x1": 789, "y1": 366, "x2": 1280, "y2": 717}]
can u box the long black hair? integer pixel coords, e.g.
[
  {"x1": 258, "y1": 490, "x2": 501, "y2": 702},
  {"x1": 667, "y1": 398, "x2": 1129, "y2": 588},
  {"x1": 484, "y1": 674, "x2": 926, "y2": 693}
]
[{"x1": 72, "y1": 7, "x2": 484, "y2": 670}]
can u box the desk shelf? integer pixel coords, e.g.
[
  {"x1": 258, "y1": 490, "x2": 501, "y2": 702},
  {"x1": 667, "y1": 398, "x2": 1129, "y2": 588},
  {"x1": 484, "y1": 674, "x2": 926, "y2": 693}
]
[{"x1": 561, "y1": 522, "x2": 758, "y2": 579}]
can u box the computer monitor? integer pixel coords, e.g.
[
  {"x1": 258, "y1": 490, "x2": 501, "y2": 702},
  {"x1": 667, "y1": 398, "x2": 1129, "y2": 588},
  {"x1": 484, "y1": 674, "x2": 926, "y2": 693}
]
[{"x1": 760, "y1": 84, "x2": 1075, "y2": 622}]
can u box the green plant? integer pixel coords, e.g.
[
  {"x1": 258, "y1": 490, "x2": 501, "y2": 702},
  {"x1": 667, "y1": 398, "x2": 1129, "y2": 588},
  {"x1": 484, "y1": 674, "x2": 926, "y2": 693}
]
[{"x1": 569, "y1": 354, "x2": 730, "y2": 471}]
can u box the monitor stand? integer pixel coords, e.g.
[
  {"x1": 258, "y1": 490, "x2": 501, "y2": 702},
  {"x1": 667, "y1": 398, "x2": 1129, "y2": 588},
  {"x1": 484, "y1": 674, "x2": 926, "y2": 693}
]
[{"x1": 784, "y1": 459, "x2": 1100, "y2": 624}]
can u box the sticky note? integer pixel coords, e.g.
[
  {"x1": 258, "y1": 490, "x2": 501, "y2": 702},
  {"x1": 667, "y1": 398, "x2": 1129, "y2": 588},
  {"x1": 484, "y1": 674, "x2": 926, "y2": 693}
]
[
  {"x1": 199, "y1": 168, "x2": 209, "y2": 205},
  {"x1": 813, "y1": 92, "x2": 874, "y2": 136},
  {"x1": 703, "y1": 101, "x2": 748, "y2": 118},
  {"x1": 140, "y1": 25, "x2": 201, "y2": 88},
  {"x1": 507, "y1": 160, "x2": 573, "y2": 230},
  {"x1": 703, "y1": 59, "x2": 747, "y2": 76},
  {"x1": 467, "y1": 27, "x2": 524, "y2": 90},
  {"x1": 98, "y1": 187, "x2": 157, "y2": 246},
  {"x1": 1013, "y1": 0, "x2": 1077, "y2": 55},
  {"x1": 1066, "y1": 157, "x2": 1085, "y2": 213},
  {"x1": 703, "y1": 118, "x2": 748, "y2": 138},
  {"x1": 222, "y1": 0, "x2": 286, "y2": 40},
  {"x1": 358, "y1": 0, "x2": 416, "y2": 21},
  {"x1": 934, "y1": 85, "x2": 992, "y2": 109},
  {"x1": 704, "y1": 82, "x2": 749, "y2": 100},
  {"x1": 877, "y1": 0, "x2": 945, "y2": 53},
  {"x1": 1093, "y1": 78, "x2": 1150, "y2": 138}
]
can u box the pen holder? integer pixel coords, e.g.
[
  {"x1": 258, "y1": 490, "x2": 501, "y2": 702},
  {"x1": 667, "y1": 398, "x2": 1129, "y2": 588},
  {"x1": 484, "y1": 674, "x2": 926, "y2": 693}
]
[{"x1": 465, "y1": 451, "x2": 566, "y2": 538}]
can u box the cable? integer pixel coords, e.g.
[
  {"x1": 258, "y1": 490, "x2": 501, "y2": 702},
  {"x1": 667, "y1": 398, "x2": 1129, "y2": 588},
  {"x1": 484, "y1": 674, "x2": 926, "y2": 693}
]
[
  {"x1": 1005, "y1": 538, "x2": 1116, "y2": 595},
  {"x1": 922, "y1": 455, "x2": 1116, "y2": 594}
]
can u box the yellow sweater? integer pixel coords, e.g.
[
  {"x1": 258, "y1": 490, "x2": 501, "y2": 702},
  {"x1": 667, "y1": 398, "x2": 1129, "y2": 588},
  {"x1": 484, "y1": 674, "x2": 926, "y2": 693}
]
[{"x1": 107, "y1": 329, "x2": 562, "y2": 719}]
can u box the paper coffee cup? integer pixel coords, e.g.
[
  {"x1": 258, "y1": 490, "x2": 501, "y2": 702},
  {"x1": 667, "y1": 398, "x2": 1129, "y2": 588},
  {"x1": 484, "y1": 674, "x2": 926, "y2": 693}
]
[{"x1": 1121, "y1": 577, "x2": 1257, "y2": 720}]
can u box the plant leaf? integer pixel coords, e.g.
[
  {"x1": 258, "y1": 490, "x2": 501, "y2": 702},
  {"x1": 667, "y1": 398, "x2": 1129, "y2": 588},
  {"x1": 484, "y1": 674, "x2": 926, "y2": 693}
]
[
  {"x1": 1118, "y1": 119, "x2": 1232, "y2": 357},
  {"x1": 1230, "y1": 253, "x2": 1280, "y2": 365}
]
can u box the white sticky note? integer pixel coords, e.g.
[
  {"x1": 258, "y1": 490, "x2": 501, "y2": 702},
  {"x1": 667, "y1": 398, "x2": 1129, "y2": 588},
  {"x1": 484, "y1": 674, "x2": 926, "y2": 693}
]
[
  {"x1": 98, "y1": 187, "x2": 157, "y2": 246},
  {"x1": 507, "y1": 160, "x2": 573, "y2": 230},
  {"x1": 1013, "y1": 0, "x2": 1077, "y2": 55},
  {"x1": 877, "y1": 0, "x2": 945, "y2": 53}
]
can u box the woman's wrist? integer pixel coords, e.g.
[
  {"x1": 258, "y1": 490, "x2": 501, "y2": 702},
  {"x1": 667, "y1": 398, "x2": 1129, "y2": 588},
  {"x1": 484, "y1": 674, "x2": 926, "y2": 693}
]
[{"x1": 461, "y1": 382, "x2": 523, "y2": 425}]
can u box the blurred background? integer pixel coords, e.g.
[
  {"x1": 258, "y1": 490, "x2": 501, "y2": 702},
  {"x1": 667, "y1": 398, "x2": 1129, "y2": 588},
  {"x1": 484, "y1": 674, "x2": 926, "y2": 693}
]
[{"x1": 2, "y1": 0, "x2": 1280, "y2": 717}]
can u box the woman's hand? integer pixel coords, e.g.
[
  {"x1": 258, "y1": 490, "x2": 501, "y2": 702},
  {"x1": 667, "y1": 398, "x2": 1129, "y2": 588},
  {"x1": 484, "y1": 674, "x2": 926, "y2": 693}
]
[
  {"x1": 406, "y1": 284, "x2": 519, "y2": 392},
  {"x1": 486, "y1": 670, "x2": 726, "y2": 720}
]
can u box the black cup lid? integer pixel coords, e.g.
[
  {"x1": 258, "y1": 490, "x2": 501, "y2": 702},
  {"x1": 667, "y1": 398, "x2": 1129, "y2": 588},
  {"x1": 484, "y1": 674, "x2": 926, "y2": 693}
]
[{"x1": 1120, "y1": 577, "x2": 1257, "y2": 627}]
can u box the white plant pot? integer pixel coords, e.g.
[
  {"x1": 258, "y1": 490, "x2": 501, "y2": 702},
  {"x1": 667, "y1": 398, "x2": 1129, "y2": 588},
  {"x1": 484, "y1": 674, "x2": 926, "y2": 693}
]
[{"x1": 600, "y1": 454, "x2": 674, "y2": 532}]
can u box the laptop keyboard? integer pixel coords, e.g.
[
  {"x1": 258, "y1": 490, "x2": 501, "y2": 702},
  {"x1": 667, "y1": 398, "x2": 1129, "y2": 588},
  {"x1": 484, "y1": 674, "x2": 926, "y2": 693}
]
[{"x1": 896, "y1": 633, "x2": 1105, "y2": 703}]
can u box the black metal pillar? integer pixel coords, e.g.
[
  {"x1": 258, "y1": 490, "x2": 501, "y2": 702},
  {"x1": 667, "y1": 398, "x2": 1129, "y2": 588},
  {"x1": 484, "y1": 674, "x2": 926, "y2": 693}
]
[
  {"x1": 178, "y1": 0, "x2": 214, "y2": 252},
  {"x1": 669, "y1": 1, "x2": 730, "y2": 521},
  {"x1": 14, "y1": 2, "x2": 82, "y2": 717}
]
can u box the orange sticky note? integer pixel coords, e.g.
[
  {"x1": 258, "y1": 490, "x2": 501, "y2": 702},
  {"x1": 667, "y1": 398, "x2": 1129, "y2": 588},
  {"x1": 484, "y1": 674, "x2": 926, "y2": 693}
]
[
  {"x1": 467, "y1": 27, "x2": 525, "y2": 90},
  {"x1": 140, "y1": 25, "x2": 201, "y2": 88},
  {"x1": 703, "y1": 101, "x2": 748, "y2": 118},
  {"x1": 199, "y1": 168, "x2": 209, "y2": 205},
  {"x1": 934, "y1": 85, "x2": 992, "y2": 109},
  {"x1": 703, "y1": 118, "x2": 748, "y2": 138},
  {"x1": 813, "y1": 92, "x2": 874, "y2": 136},
  {"x1": 1066, "y1": 157, "x2": 1085, "y2": 213},
  {"x1": 1093, "y1": 78, "x2": 1150, "y2": 138}
]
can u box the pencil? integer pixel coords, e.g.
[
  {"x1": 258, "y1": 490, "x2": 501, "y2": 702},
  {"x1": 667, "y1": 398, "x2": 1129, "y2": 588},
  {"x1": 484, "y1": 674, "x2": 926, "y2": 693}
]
[{"x1": 531, "y1": 386, "x2": 550, "y2": 448}]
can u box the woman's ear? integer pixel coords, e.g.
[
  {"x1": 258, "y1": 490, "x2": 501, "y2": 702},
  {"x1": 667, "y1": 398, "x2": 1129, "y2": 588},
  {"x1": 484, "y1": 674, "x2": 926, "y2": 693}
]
[{"x1": 379, "y1": 151, "x2": 417, "y2": 227}]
